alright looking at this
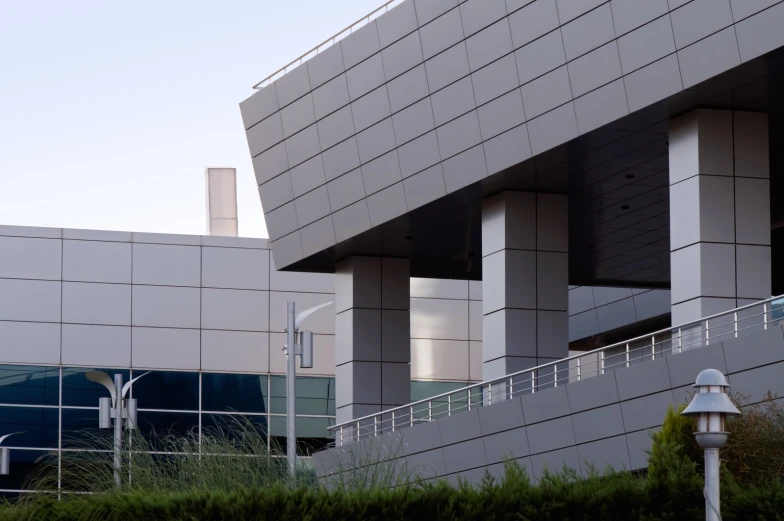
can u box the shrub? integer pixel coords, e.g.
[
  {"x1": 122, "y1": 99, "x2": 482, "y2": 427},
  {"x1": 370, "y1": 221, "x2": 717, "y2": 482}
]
[
  {"x1": 648, "y1": 403, "x2": 700, "y2": 474},
  {"x1": 723, "y1": 392, "x2": 784, "y2": 485},
  {"x1": 6, "y1": 393, "x2": 784, "y2": 520},
  {"x1": 0, "y1": 445, "x2": 783, "y2": 521}
]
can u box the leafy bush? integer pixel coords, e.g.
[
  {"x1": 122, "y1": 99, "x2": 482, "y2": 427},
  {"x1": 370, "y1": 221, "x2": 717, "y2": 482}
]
[
  {"x1": 723, "y1": 392, "x2": 784, "y2": 485},
  {"x1": 648, "y1": 403, "x2": 700, "y2": 473},
  {"x1": 648, "y1": 394, "x2": 784, "y2": 487}
]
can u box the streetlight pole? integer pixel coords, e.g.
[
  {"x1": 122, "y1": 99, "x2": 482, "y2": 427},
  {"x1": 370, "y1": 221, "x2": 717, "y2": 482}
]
[
  {"x1": 86, "y1": 370, "x2": 148, "y2": 487},
  {"x1": 283, "y1": 300, "x2": 332, "y2": 476},
  {"x1": 286, "y1": 302, "x2": 297, "y2": 475},
  {"x1": 682, "y1": 368, "x2": 742, "y2": 521},
  {"x1": 113, "y1": 374, "x2": 123, "y2": 487}
]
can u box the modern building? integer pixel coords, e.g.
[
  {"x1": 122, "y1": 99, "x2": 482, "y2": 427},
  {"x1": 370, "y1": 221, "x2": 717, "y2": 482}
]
[
  {"x1": 3, "y1": 0, "x2": 784, "y2": 496},
  {"x1": 0, "y1": 218, "x2": 668, "y2": 494},
  {"x1": 238, "y1": 0, "x2": 784, "y2": 483}
]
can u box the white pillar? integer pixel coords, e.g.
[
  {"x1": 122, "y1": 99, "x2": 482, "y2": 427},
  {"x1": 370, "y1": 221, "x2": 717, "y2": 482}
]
[
  {"x1": 334, "y1": 257, "x2": 410, "y2": 427},
  {"x1": 205, "y1": 167, "x2": 238, "y2": 236},
  {"x1": 669, "y1": 110, "x2": 770, "y2": 333},
  {"x1": 481, "y1": 192, "x2": 569, "y2": 383}
]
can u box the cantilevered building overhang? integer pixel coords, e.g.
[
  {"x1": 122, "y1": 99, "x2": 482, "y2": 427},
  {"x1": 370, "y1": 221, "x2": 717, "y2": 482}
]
[{"x1": 241, "y1": 0, "x2": 784, "y2": 287}]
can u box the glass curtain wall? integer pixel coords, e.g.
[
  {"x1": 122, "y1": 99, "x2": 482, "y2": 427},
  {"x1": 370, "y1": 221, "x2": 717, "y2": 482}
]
[
  {"x1": 0, "y1": 364, "x2": 336, "y2": 497},
  {"x1": 0, "y1": 363, "x2": 471, "y2": 497}
]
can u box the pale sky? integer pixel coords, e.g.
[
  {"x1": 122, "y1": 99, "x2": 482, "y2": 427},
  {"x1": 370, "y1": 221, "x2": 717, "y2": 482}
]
[{"x1": 0, "y1": 0, "x2": 378, "y2": 238}]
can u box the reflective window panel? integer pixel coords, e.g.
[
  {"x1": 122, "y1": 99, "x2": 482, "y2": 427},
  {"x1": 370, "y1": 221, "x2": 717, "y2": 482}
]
[
  {"x1": 129, "y1": 370, "x2": 199, "y2": 411},
  {"x1": 269, "y1": 376, "x2": 335, "y2": 415},
  {"x1": 201, "y1": 413, "x2": 268, "y2": 444},
  {"x1": 0, "y1": 406, "x2": 58, "y2": 448},
  {"x1": 201, "y1": 373, "x2": 268, "y2": 413},
  {"x1": 269, "y1": 415, "x2": 334, "y2": 455},
  {"x1": 0, "y1": 365, "x2": 59, "y2": 406},
  {"x1": 0, "y1": 449, "x2": 48, "y2": 496},
  {"x1": 62, "y1": 368, "x2": 130, "y2": 407}
]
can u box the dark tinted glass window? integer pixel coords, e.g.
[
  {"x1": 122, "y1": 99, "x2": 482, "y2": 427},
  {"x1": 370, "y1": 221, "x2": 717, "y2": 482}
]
[
  {"x1": 136, "y1": 411, "x2": 199, "y2": 439},
  {"x1": 269, "y1": 415, "x2": 334, "y2": 455},
  {"x1": 202, "y1": 373, "x2": 267, "y2": 413},
  {"x1": 60, "y1": 408, "x2": 105, "y2": 448},
  {"x1": 130, "y1": 370, "x2": 198, "y2": 411},
  {"x1": 62, "y1": 368, "x2": 130, "y2": 407},
  {"x1": 0, "y1": 365, "x2": 59, "y2": 406},
  {"x1": 0, "y1": 449, "x2": 48, "y2": 493},
  {"x1": 269, "y1": 376, "x2": 335, "y2": 415},
  {"x1": 410, "y1": 380, "x2": 470, "y2": 401},
  {"x1": 0, "y1": 407, "x2": 58, "y2": 448},
  {"x1": 410, "y1": 380, "x2": 479, "y2": 420},
  {"x1": 201, "y1": 413, "x2": 268, "y2": 445}
]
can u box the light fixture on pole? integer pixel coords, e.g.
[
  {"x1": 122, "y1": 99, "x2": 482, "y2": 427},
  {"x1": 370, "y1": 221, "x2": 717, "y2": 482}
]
[
  {"x1": 681, "y1": 368, "x2": 741, "y2": 521},
  {"x1": 86, "y1": 371, "x2": 149, "y2": 487},
  {"x1": 283, "y1": 300, "x2": 333, "y2": 476},
  {"x1": 0, "y1": 433, "x2": 23, "y2": 475}
]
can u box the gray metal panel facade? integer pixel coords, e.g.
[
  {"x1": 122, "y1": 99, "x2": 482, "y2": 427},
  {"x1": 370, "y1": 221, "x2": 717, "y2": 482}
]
[
  {"x1": 0, "y1": 225, "x2": 669, "y2": 381},
  {"x1": 242, "y1": 0, "x2": 784, "y2": 270},
  {"x1": 315, "y1": 325, "x2": 784, "y2": 484}
]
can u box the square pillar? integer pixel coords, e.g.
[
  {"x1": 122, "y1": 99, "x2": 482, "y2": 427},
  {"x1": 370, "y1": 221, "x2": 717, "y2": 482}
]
[
  {"x1": 481, "y1": 192, "x2": 569, "y2": 382},
  {"x1": 335, "y1": 257, "x2": 410, "y2": 426},
  {"x1": 669, "y1": 110, "x2": 771, "y2": 331}
]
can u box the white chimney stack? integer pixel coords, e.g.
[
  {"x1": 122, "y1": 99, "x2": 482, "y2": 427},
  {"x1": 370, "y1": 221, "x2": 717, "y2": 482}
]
[{"x1": 205, "y1": 167, "x2": 238, "y2": 236}]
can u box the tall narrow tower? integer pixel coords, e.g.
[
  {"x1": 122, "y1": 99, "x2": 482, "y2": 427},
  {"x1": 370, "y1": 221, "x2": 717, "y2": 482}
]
[{"x1": 205, "y1": 167, "x2": 238, "y2": 236}]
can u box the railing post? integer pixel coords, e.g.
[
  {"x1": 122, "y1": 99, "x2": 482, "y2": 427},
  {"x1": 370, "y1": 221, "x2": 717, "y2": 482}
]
[
  {"x1": 428, "y1": 401, "x2": 432, "y2": 422},
  {"x1": 600, "y1": 351, "x2": 605, "y2": 375},
  {"x1": 374, "y1": 416, "x2": 378, "y2": 437},
  {"x1": 531, "y1": 370, "x2": 536, "y2": 394},
  {"x1": 577, "y1": 357, "x2": 581, "y2": 381},
  {"x1": 625, "y1": 343, "x2": 630, "y2": 368},
  {"x1": 705, "y1": 319, "x2": 710, "y2": 345},
  {"x1": 391, "y1": 411, "x2": 395, "y2": 432},
  {"x1": 678, "y1": 328, "x2": 682, "y2": 354},
  {"x1": 488, "y1": 383, "x2": 492, "y2": 405},
  {"x1": 734, "y1": 311, "x2": 738, "y2": 338},
  {"x1": 339, "y1": 426, "x2": 343, "y2": 447},
  {"x1": 355, "y1": 421, "x2": 360, "y2": 442},
  {"x1": 410, "y1": 406, "x2": 414, "y2": 428},
  {"x1": 553, "y1": 363, "x2": 558, "y2": 387},
  {"x1": 509, "y1": 377, "x2": 513, "y2": 400},
  {"x1": 447, "y1": 394, "x2": 452, "y2": 416},
  {"x1": 651, "y1": 334, "x2": 655, "y2": 361},
  {"x1": 467, "y1": 388, "x2": 471, "y2": 411},
  {"x1": 764, "y1": 302, "x2": 769, "y2": 330}
]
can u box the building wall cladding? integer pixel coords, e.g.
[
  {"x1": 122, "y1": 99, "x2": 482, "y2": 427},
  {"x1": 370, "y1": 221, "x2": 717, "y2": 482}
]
[
  {"x1": 0, "y1": 225, "x2": 669, "y2": 380},
  {"x1": 242, "y1": 0, "x2": 784, "y2": 268},
  {"x1": 314, "y1": 325, "x2": 784, "y2": 485}
]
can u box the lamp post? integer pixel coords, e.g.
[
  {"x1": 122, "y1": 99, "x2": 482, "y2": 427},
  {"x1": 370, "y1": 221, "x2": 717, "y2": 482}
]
[
  {"x1": 0, "y1": 433, "x2": 22, "y2": 475},
  {"x1": 681, "y1": 368, "x2": 741, "y2": 521},
  {"x1": 283, "y1": 301, "x2": 332, "y2": 476},
  {"x1": 86, "y1": 371, "x2": 149, "y2": 487}
]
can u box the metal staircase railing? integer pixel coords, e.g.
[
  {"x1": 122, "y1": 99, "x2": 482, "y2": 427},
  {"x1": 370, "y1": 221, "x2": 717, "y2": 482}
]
[{"x1": 328, "y1": 295, "x2": 784, "y2": 446}]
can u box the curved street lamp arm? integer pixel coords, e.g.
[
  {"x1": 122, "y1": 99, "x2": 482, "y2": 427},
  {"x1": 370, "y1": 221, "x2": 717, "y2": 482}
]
[
  {"x1": 295, "y1": 301, "x2": 333, "y2": 330},
  {"x1": 86, "y1": 371, "x2": 117, "y2": 402},
  {"x1": 0, "y1": 432, "x2": 24, "y2": 446},
  {"x1": 122, "y1": 371, "x2": 150, "y2": 399}
]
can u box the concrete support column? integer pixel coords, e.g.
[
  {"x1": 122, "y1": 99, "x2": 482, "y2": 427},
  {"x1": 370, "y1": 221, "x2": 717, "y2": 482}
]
[
  {"x1": 669, "y1": 109, "x2": 771, "y2": 333},
  {"x1": 334, "y1": 257, "x2": 410, "y2": 426},
  {"x1": 481, "y1": 192, "x2": 569, "y2": 382}
]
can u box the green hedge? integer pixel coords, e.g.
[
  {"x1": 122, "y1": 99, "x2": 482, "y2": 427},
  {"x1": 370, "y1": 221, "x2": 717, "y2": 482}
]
[
  {"x1": 1, "y1": 461, "x2": 782, "y2": 521},
  {"x1": 3, "y1": 400, "x2": 784, "y2": 521}
]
